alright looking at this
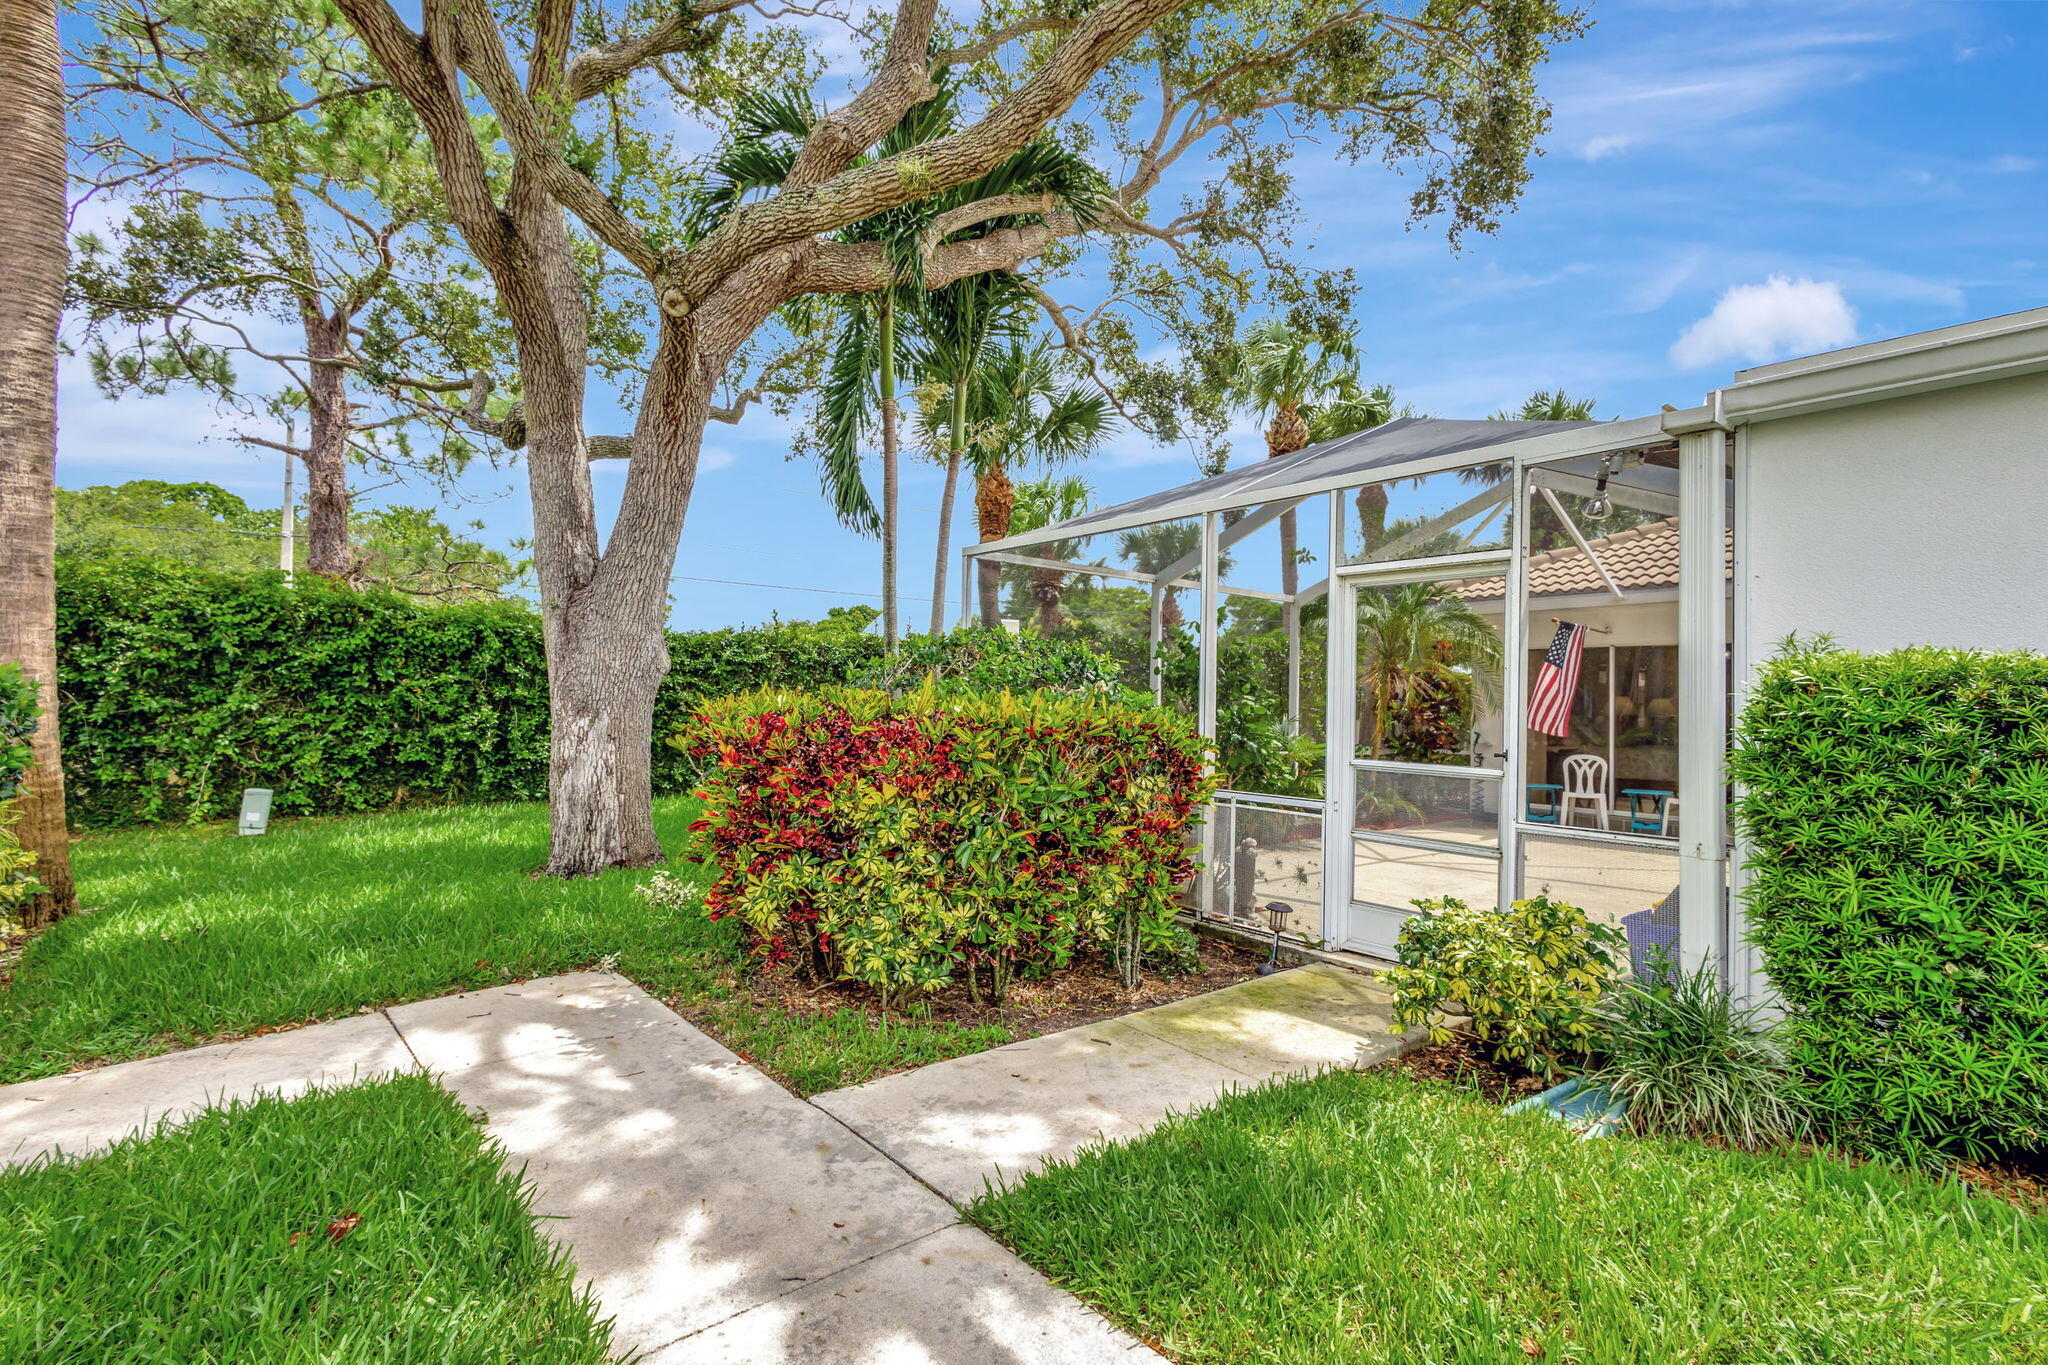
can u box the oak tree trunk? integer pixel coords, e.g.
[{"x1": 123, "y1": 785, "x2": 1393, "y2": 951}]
[{"x1": 0, "y1": 0, "x2": 77, "y2": 926}]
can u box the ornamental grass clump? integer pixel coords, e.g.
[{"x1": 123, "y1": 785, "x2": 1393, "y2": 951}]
[
  {"x1": 1585, "y1": 957, "x2": 1812, "y2": 1149},
  {"x1": 1732, "y1": 641, "x2": 2048, "y2": 1162},
  {"x1": 679, "y1": 686, "x2": 1214, "y2": 1006}
]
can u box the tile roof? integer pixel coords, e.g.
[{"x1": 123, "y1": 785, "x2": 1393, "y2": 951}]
[{"x1": 1454, "y1": 517, "x2": 1730, "y2": 601}]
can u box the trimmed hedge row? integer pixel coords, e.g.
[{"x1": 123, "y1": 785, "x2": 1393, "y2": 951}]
[
  {"x1": 682, "y1": 687, "x2": 1213, "y2": 1003},
  {"x1": 55, "y1": 557, "x2": 1118, "y2": 829},
  {"x1": 1732, "y1": 642, "x2": 2048, "y2": 1161}
]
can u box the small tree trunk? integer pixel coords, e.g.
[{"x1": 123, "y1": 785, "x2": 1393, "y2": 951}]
[
  {"x1": 930, "y1": 449, "x2": 963, "y2": 637},
  {"x1": 878, "y1": 293, "x2": 899, "y2": 649},
  {"x1": 302, "y1": 313, "x2": 355, "y2": 579},
  {"x1": 929, "y1": 380, "x2": 969, "y2": 637},
  {"x1": 0, "y1": 0, "x2": 76, "y2": 927}
]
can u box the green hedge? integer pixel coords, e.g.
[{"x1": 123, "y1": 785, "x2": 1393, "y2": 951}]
[
  {"x1": 55, "y1": 557, "x2": 1119, "y2": 829},
  {"x1": 682, "y1": 687, "x2": 1213, "y2": 1003},
  {"x1": 1731, "y1": 643, "x2": 2048, "y2": 1161}
]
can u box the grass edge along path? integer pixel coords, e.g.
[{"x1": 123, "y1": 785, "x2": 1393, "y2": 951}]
[
  {"x1": 0, "y1": 798, "x2": 1008, "y2": 1094},
  {"x1": 0, "y1": 1074, "x2": 616, "y2": 1364},
  {"x1": 971, "y1": 1068, "x2": 2048, "y2": 1365}
]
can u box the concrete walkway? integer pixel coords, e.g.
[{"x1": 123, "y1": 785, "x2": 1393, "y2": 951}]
[
  {"x1": 814, "y1": 964, "x2": 1409, "y2": 1204},
  {"x1": 0, "y1": 964, "x2": 1413, "y2": 1363}
]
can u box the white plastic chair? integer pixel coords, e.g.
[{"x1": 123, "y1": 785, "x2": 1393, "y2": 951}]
[
  {"x1": 1661, "y1": 796, "x2": 1680, "y2": 838},
  {"x1": 1559, "y1": 753, "x2": 1611, "y2": 831}
]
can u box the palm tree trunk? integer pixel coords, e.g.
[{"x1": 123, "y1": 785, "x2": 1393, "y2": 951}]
[
  {"x1": 974, "y1": 459, "x2": 1013, "y2": 627},
  {"x1": 929, "y1": 379, "x2": 970, "y2": 636},
  {"x1": 878, "y1": 294, "x2": 899, "y2": 648},
  {"x1": 1356, "y1": 483, "x2": 1389, "y2": 556},
  {"x1": 0, "y1": 0, "x2": 77, "y2": 926},
  {"x1": 931, "y1": 456, "x2": 962, "y2": 636}
]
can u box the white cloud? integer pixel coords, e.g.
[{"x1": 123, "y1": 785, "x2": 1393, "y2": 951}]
[
  {"x1": 1669, "y1": 275, "x2": 1858, "y2": 371},
  {"x1": 1988, "y1": 154, "x2": 2039, "y2": 175},
  {"x1": 1580, "y1": 133, "x2": 1636, "y2": 162}
]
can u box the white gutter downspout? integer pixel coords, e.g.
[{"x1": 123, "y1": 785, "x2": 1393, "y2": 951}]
[{"x1": 1663, "y1": 392, "x2": 1732, "y2": 978}]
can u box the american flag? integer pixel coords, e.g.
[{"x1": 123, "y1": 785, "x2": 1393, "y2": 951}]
[{"x1": 1528, "y1": 621, "x2": 1587, "y2": 739}]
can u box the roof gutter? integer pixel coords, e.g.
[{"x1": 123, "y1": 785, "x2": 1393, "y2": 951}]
[{"x1": 1671, "y1": 305, "x2": 2048, "y2": 431}]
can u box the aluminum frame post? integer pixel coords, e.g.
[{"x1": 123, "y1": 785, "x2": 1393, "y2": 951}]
[
  {"x1": 1148, "y1": 583, "x2": 1165, "y2": 702},
  {"x1": 1284, "y1": 601, "x2": 1302, "y2": 735},
  {"x1": 1677, "y1": 427, "x2": 1730, "y2": 976},
  {"x1": 1196, "y1": 512, "x2": 1221, "y2": 918}
]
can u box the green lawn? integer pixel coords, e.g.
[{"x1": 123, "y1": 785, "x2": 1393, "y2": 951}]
[
  {"x1": 0, "y1": 798, "x2": 1007, "y2": 1092},
  {"x1": 972, "y1": 1069, "x2": 2048, "y2": 1365},
  {"x1": 0, "y1": 1074, "x2": 615, "y2": 1364}
]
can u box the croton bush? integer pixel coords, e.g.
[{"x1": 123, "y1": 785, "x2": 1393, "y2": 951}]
[
  {"x1": 680, "y1": 687, "x2": 1215, "y2": 1005},
  {"x1": 1386, "y1": 894, "x2": 1626, "y2": 1076}
]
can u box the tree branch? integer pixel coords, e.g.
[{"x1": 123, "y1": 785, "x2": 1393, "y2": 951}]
[
  {"x1": 931, "y1": 15, "x2": 1080, "y2": 70},
  {"x1": 666, "y1": 0, "x2": 1178, "y2": 314}
]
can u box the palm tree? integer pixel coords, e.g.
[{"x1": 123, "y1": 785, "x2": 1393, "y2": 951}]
[
  {"x1": 1307, "y1": 377, "x2": 1404, "y2": 553},
  {"x1": 0, "y1": 0, "x2": 76, "y2": 926},
  {"x1": 1114, "y1": 520, "x2": 1235, "y2": 629},
  {"x1": 1354, "y1": 582, "x2": 1503, "y2": 760},
  {"x1": 913, "y1": 273, "x2": 1030, "y2": 635},
  {"x1": 1004, "y1": 474, "x2": 1094, "y2": 634},
  {"x1": 1233, "y1": 321, "x2": 1361, "y2": 596},
  {"x1": 702, "y1": 79, "x2": 1099, "y2": 644},
  {"x1": 705, "y1": 86, "x2": 951, "y2": 648},
  {"x1": 942, "y1": 339, "x2": 1115, "y2": 626},
  {"x1": 1494, "y1": 389, "x2": 1597, "y2": 421}
]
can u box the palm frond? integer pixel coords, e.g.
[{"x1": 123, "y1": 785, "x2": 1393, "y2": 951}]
[{"x1": 818, "y1": 304, "x2": 880, "y2": 533}]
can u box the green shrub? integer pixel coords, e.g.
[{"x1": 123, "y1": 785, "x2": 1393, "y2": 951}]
[
  {"x1": 679, "y1": 687, "x2": 1215, "y2": 1005},
  {"x1": 54, "y1": 558, "x2": 1121, "y2": 829},
  {"x1": 1586, "y1": 957, "x2": 1812, "y2": 1148},
  {"x1": 1731, "y1": 642, "x2": 2048, "y2": 1162},
  {"x1": 0, "y1": 664, "x2": 44, "y2": 924},
  {"x1": 856, "y1": 628, "x2": 1123, "y2": 696},
  {"x1": 0, "y1": 662, "x2": 36, "y2": 802},
  {"x1": 1385, "y1": 894, "x2": 1626, "y2": 1076}
]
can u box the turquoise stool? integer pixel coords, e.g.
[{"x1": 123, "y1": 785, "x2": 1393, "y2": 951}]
[
  {"x1": 1620, "y1": 788, "x2": 1671, "y2": 835},
  {"x1": 1525, "y1": 783, "x2": 1563, "y2": 823}
]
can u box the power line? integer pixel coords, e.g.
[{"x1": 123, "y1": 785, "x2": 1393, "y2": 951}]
[{"x1": 668, "y1": 572, "x2": 937, "y2": 604}]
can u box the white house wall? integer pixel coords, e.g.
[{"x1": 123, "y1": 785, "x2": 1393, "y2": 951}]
[{"x1": 1741, "y1": 373, "x2": 2048, "y2": 659}]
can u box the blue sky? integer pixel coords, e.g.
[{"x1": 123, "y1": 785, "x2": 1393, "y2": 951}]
[{"x1": 57, "y1": 0, "x2": 2048, "y2": 629}]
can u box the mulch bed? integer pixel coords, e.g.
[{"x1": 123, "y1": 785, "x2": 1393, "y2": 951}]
[
  {"x1": 700, "y1": 934, "x2": 1269, "y2": 1042},
  {"x1": 1381, "y1": 1031, "x2": 1551, "y2": 1105}
]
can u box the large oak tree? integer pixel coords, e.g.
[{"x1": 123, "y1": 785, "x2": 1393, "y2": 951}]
[{"x1": 330, "y1": 0, "x2": 1582, "y2": 875}]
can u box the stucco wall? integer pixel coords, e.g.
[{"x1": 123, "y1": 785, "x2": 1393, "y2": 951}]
[{"x1": 1742, "y1": 373, "x2": 2048, "y2": 660}]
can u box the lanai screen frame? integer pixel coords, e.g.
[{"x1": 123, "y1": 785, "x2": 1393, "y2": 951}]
[{"x1": 961, "y1": 413, "x2": 1731, "y2": 973}]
